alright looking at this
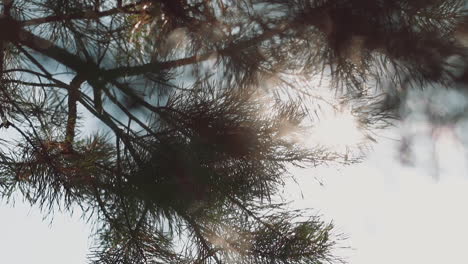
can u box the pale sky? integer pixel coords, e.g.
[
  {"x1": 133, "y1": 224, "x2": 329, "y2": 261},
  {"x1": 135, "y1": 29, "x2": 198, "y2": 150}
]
[
  {"x1": 0, "y1": 199, "x2": 91, "y2": 263},
  {"x1": 3, "y1": 123, "x2": 468, "y2": 264},
  {"x1": 1, "y1": 86, "x2": 468, "y2": 263},
  {"x1": 286, "y1": 84, "x2": 468, "y2": 264},
  {"x1": 287, "y1": 128, "x2": 468, "y2": 264}
]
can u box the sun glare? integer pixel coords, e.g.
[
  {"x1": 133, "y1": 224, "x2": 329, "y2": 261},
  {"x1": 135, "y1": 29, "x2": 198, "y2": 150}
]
[
  {"x1": 307, "y1": 107, "x2": 364, "y2": 151},
  {"x1": 261, "y1": 73, "x2": 368, "y2": 153}
]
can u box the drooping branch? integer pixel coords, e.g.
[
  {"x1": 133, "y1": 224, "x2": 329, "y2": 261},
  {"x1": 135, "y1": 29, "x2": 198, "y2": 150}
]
[{"x1": 64, "y1": 75, "x2": 85, "y2": 153}]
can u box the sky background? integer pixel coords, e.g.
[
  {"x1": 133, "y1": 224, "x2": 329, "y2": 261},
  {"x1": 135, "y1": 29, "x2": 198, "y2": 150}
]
[
  {"x1": 3, "y1": 123, "x2": 468, "y2": 264},
  {"x1": 0, "y1": 199, "x2": 91, "y2": 263},
  {"x1": 287, "y1": 127, "x2": 468, "y2": 264},
  {"x1": 1, "y1": 85, "x2": 468, "y2": 263}
]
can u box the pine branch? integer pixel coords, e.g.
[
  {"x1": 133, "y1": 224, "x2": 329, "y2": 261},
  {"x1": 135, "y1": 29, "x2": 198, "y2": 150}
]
[
  {"x1": 64, "y1": 75, "x2": 85, "y2": 153},
  {"x1": 21, "y1": 0, "x2": 146, "y2": 26}
]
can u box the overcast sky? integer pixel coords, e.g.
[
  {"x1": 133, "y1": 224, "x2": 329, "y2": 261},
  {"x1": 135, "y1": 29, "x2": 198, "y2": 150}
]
[
  {"x1": 1, "y1": 87, "x2": 468, "y2": 263},
  {"x1": 3, "y1": 123, "x2": 468, "y2": 264},
  {"x1": 0, "y1": 199, "x2": 91, "y2": 263},
  {"x1": 287, "y1": 128, "x2": 468, "y2": 264}
]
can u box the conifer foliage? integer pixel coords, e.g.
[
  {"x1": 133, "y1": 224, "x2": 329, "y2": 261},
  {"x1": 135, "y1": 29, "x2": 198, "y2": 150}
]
[{"x1": 0, "y1": 0, "x2": 466, "y2": 263}]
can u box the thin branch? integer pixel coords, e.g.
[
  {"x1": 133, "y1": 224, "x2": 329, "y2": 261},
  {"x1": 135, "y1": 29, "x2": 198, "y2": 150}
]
[
  {"x1": 3, "y1": 79, "x2": 68, "y2": 88},
  {"x1": 21, "y1": 1, "x2": 145, "y2": 26},
  {"x1": 64, "y1": 75, "x2": 85, "y2": 153}
]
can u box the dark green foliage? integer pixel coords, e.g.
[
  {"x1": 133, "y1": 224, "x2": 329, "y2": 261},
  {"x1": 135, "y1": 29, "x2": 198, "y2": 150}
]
[{"x1": 0, "y1": 0, "x2": 466, "y2": 263}]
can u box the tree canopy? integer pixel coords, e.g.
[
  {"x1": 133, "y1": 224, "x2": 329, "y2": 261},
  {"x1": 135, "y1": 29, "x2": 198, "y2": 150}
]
[{"x1": 0, "y1": 0, "x2": 467, "y2": 263}]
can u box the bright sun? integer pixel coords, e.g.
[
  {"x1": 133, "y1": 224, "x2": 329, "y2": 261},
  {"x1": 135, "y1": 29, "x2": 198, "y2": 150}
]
[
  {"x1": 261, "y1": 73, "x2": 367, "y2": 154},
  {"x1": 307, "y1": 107, "x2": 364, "y2": 151}
]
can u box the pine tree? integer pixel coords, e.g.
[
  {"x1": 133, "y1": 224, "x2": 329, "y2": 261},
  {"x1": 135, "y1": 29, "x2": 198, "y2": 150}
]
[{"x1": 0, "y1": 0, "x2": 466, "y2": 263}]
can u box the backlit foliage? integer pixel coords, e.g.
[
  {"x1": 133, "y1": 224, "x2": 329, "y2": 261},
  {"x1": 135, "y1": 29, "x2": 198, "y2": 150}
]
[{"x1": 0, "y1": 0, "x2": 466, "y2": 263}]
